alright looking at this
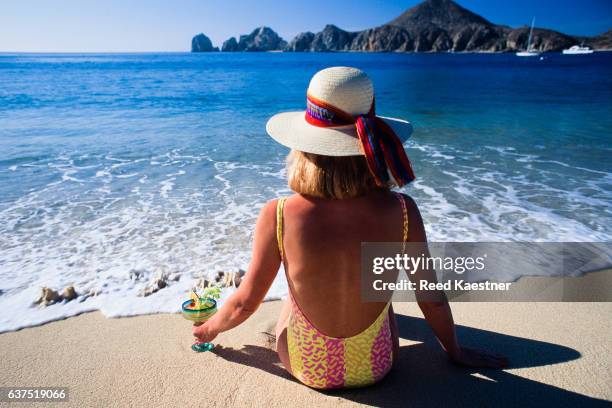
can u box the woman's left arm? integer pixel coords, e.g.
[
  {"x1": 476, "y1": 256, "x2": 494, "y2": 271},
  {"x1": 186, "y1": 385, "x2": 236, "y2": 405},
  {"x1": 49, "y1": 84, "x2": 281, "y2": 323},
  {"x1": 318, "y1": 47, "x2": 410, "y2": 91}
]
[{"x1": 193, "y1": 199, "x2": 281, "y2": 342}]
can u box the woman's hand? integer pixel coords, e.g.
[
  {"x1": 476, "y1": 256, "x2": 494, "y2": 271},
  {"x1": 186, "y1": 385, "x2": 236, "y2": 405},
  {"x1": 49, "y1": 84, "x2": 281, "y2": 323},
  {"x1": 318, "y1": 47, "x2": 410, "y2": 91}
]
[
  {"x1": 192, "y1": 323, "x2": 218, "y2": 343},
  {"x1": 449, "y1": 346, "x2": 509, "y2": 369}
]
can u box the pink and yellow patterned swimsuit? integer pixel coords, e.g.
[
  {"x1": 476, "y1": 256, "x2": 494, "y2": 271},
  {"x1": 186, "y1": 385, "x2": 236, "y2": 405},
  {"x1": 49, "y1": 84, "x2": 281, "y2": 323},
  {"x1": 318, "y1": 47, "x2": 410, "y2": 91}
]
[{"x1": 276, "y1": 193, "x2": 408, "y2": 389}]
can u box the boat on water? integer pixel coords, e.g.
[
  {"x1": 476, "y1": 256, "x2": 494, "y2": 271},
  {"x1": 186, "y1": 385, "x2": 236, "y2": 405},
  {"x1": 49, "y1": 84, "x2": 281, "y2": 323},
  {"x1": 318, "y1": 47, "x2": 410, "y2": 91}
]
[
  {"x1": 516, "y1": 50, "x2": 541, "y2": 57},
  {"x1": 516, "y1": 17, "x2": 541, "y2": 57},
  {"x1": 562, "y1": 44, "x2": 594, "y2": 55}
]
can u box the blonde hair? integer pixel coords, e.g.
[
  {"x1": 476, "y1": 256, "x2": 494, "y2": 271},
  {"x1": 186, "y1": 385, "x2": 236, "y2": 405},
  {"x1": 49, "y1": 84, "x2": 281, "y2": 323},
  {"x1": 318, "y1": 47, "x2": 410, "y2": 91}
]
[{"x1": 287, "y1": 150, "x2": 389, "y2": 199}]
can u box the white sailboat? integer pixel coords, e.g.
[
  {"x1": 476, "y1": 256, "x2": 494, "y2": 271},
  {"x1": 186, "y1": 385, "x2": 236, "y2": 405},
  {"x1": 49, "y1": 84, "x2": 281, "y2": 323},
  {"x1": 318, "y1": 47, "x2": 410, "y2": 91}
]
[
  {"x1": 516, "y1": 17, "x2": 541, "y2": 57},
  {"x1": 563, "y1": 43, "x2": 594, "y2": 55}
]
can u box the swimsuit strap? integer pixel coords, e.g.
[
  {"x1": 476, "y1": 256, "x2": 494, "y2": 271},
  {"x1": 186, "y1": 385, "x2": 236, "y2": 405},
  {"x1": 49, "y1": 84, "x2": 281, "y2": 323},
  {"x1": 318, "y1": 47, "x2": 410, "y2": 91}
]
[
  {"x1": 395, "y1": 192, "x2": 409, "y2": 252},
  {"x1": 276, "y1": 197, "x2": 287, "y2": 261}
]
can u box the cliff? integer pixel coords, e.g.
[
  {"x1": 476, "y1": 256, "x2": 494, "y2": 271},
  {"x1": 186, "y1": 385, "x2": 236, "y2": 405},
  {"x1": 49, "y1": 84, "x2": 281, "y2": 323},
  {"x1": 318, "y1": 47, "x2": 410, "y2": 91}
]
[{"x1": 193, "y1": 0, "x2": 610, "y2": 53}]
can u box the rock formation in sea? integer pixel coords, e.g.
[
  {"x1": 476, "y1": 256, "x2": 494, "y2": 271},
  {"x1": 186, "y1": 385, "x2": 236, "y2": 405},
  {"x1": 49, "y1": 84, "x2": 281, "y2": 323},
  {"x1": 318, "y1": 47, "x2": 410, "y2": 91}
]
[
  {"x1": 231, "y1": 26, "x2": 287, "y2": 51},
  {"x1": 285, "y1": 32, "x2": 315, "y2": 52},
  {"x1": 192, "y1": 0, "x2": 611, "y2": 53},
  {"x1": 222, "y1": 37, "x2": 239, "y2": 52},
  {"x1": 191, "y1": 33, "x2": 219, "y2": 52}
]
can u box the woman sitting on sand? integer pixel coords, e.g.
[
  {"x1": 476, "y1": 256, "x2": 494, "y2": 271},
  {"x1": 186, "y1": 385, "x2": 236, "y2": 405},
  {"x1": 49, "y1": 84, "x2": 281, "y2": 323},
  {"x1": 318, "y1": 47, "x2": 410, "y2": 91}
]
[{"x1": 193, "y1": 67, "x2": 507, "y2": 389}]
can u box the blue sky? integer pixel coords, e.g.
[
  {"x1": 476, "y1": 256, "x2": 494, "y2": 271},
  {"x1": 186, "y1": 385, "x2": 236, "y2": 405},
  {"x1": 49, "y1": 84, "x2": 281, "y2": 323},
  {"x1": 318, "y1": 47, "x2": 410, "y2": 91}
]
[{"x1": 1, "y1": 0, "x2": 610, "y2": 52}]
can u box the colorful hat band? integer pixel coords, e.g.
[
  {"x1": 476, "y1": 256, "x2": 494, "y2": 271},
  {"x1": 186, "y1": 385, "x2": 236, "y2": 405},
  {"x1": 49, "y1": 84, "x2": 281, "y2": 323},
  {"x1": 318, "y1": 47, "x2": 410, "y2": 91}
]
[
  {"x1": 305, "y1": 94, "x2": 416, "y2": 187},
  {"x1": 305, "y1": 94, "x2": 357, "y2": 127}
]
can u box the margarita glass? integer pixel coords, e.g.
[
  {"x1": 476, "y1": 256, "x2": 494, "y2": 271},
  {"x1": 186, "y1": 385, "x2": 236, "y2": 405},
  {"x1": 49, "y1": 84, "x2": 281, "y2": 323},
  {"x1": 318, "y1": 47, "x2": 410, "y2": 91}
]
[{"x1": 182, "y1": 295, "x2": 217, "y2": 352}]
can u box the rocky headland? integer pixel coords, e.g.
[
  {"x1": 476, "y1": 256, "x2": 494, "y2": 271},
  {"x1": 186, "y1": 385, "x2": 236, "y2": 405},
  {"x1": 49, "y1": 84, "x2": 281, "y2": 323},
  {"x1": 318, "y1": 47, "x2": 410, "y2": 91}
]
[{"x1": 191, "y1": 0, "x2": 611, "y2": 53}]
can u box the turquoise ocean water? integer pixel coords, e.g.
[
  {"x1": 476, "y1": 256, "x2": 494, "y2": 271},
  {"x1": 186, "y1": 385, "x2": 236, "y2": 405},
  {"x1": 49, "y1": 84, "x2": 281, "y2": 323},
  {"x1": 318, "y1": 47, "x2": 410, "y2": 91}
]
[{"x1": 0, "y1": 52, "x2": 610, "y2": 331}]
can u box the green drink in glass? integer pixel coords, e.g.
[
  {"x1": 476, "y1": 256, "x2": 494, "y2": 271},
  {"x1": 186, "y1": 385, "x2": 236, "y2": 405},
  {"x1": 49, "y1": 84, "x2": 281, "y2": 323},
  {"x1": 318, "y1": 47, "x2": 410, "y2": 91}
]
[{"x1": 182, "y1": 289, "x2": 219, "y2": 352}]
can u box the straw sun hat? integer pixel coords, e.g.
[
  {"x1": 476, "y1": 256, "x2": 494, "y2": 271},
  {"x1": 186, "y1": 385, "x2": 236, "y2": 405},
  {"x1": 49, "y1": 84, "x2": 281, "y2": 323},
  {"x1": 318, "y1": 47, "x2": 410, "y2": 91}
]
[{"x1": 266, "y1": 66, "x2": 413, "y2": 157}]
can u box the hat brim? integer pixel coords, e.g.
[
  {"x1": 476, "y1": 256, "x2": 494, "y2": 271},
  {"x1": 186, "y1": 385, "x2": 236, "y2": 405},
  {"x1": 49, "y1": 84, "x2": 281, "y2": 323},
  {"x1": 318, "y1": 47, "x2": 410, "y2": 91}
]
[{"x1": 266, "y1": 111, "x2": 413, "y2": 157}]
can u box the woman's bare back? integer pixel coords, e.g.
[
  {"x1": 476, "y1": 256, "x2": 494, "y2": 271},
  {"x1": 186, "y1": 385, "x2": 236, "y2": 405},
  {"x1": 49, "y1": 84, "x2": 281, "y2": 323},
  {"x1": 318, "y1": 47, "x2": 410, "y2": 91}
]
[{"x1": 280, "y1": 190, "x2": 419, "y2": 337}]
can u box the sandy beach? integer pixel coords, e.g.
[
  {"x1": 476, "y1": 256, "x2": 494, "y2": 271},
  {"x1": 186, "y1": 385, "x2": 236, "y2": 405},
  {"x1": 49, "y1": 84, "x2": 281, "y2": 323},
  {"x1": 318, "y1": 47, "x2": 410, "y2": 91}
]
[{"x1": 1, "y1": 293, "x2": 610, "y2": 407}]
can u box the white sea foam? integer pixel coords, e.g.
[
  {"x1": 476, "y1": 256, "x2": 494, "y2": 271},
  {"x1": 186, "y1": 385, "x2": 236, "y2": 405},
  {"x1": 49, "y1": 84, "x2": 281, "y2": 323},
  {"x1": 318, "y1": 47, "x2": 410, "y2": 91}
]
[
  {"x1": 403, "y1": 142, "x2": 612, "y2": 242},
  {"x1": 0, "y1": 151, "x2": 292, "y2": 333}
]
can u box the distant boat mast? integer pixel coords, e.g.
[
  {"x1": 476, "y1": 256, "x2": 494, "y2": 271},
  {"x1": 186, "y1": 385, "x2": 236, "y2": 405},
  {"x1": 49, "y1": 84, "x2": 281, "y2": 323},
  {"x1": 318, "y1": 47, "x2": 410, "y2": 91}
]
[
  {"x1": 516, "y1": 17, "x2": 541, "y2": 57},
  {"x1": 526, "y1": 17, "x2": 535, "y2": 52}
]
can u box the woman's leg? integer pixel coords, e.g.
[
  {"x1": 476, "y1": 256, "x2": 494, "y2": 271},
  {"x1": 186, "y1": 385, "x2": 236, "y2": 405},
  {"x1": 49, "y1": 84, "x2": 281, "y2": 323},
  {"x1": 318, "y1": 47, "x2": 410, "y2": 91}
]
[
  {"x1": 275, "y1": 299, "x2": 292, "y2": 375},
  {"x1": 389, "y1": 304, "x2": 400, "y2": 365}
]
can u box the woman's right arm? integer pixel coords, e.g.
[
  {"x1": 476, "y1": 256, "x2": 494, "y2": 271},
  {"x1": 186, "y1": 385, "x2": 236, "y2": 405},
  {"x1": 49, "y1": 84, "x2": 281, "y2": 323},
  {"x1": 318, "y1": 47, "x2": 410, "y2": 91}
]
[
  {"x1": 193, "y1": 199, "x2": 281, "y2": 343},
  {"x1": 403, "y1": 195, "x2": 508, "y2": 368}
]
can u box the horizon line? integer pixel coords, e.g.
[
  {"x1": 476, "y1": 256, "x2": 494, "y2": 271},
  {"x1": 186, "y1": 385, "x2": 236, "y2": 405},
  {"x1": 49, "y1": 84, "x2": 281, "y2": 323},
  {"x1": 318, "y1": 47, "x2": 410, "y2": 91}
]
[
  {"x1": 2, "y1": 26, "x2": 609, "y2": 54},
  {"x1": 2, "y1": 50, "x2": 612, "y2": 55}
]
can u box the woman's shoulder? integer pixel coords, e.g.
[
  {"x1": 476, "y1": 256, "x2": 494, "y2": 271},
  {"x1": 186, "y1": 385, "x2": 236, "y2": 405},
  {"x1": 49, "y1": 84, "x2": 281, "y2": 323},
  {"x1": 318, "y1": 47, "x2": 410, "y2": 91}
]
[
  {"x1": 396, "y1": 192, "x2": 419, "y2": 211},
  {"x1": 259, "y1": 194, "x2": 299, "y2": 219}
]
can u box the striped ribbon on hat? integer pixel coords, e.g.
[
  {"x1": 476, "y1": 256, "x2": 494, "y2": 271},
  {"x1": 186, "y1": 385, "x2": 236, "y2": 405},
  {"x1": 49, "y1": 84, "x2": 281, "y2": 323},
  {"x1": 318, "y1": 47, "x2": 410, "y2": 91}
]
[{"x1": 305, "y1": 94, "x2": 415, "y2": 187}]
